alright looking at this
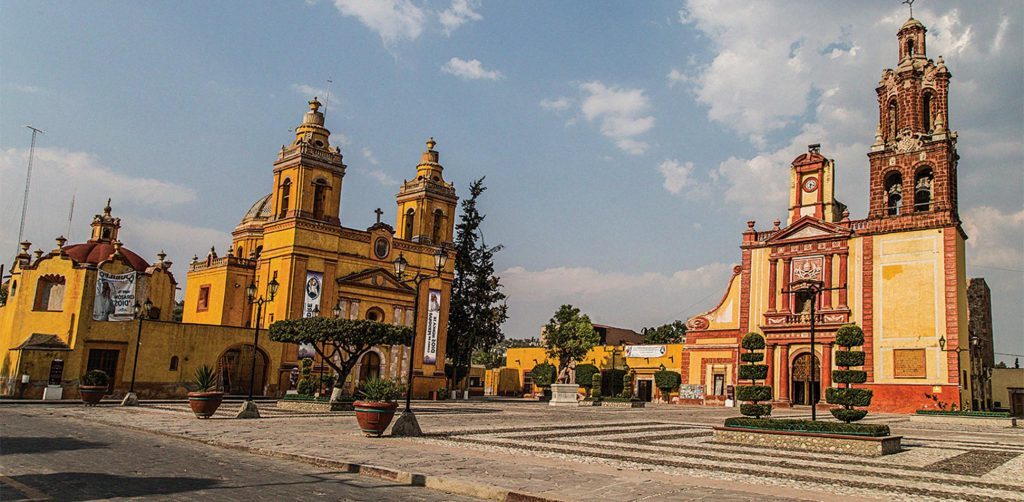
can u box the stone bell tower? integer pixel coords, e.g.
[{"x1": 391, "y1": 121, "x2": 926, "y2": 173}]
[{"x1": 395, "y1": 138, "x2": 458, "y2": 245}]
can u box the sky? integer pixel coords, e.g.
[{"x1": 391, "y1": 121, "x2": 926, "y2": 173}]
[{"x1": 1, "y1": 1, "x2": 1021, "y2": 364}]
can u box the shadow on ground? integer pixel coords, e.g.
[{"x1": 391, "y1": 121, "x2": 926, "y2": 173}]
[
  {"x1": 9, "y1": 472, "x2": 218, "y2": 500},
  {"x1": 1, "y1": 437, "x2": 109, "y2": 455}
]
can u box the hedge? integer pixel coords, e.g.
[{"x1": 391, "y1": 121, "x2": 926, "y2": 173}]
[
  {"x1": 832, "y1": 370, "x2": 868, "y2": 384},
  {"x1": 739, "y1": 365, "x2": 768, "y2": 381},
  {"x1": 915, "y1": 409, "x2": 1012, "y2": 418},
  {"x1": 825, "y1": 388, "x2": 873, "y2": 407},
  {"x1": 735, "y1": 385, "x2": 772, "y2": 402},
  {"x1": 723, "y1": 417, "x2": 890, "y2": 437},
  {"x1": 740, "y1": 352, "x2": 765, "y2": 363},
  {"x1": 575, "y1": 364, "x2": 599, "y2": 388},
  {"x1": 835, "y1": 351, "x2": 865, "y2": 367}
]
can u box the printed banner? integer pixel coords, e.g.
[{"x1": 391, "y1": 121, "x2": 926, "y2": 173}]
[
  {"x1": 300, "y1": 271, "x2": 324, "y2": 359},
  {"x1": 625, "y1": 345, "x2": 667, "y2": 358},
  {"x1": 679, "y1": 384, "x2": 705, "y2": 400},
  {"x1": 93, "y1": 271, "x2": 137, "y2": 321},
  {"x1": 423, "y1": 289, "x2": 441, "y2": 364}
]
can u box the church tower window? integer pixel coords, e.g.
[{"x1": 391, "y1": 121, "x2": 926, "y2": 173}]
[
  {"x1": 279, "y1": 179, "x2": 291, "y2": 218},
  {"x1": 906, "y1": 38, "x2": 914, "y2": 57},
  {"x1": 312, "y1": 179, "x2": 328, "y2": 220},
  {"x1": 914, "y1": 167, "x2": 933, "y2": 212},
  {"x1": 33, "y1": 275, "x2": 65, "y2": 312},
  {"x1": 922, "y1": 93, "x2": 932, "y2": 132},
  {"x1": 885, "y1": 172, "x2": 903, "y2": 216},
  {"x1": 404, "y1": 209, "x2": 415, "y2": 240},
  {"x1": 432, "y1": 209, "x2": 444, "y2": 244},
  {"x1": 887, "y1": 100, "x2": 898, "y2": 141}
]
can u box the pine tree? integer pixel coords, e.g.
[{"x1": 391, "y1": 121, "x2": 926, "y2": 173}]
[{"x1": 447, "y1": 178, "x2": 509, "y2": 391}]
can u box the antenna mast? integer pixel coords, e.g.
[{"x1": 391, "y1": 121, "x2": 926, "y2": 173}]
[
  {"x1": 67, "y1": 192, "x2": 76, "y2": 241},
  {"x1": 16, "y1": 125, "x2": 44, "y2": 255},
  {"x1": 324, "y1": 78, "x2": 333, "y2": 118}
]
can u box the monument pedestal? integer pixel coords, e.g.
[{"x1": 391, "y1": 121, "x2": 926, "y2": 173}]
[{"x1": 549, "y1": 384, "x2": 580, "y2": 406}]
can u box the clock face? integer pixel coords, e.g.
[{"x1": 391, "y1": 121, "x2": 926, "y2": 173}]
[{"x1": 802, "y1": 177, "x2": 818, "y2": 192}]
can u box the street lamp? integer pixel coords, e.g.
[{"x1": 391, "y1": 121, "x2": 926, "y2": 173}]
[
  {"x1": 939, "y1": 334, "x2": 980, "y2": 410},
  {"x1": 237, "y1": 276, "x2": 279, "y2": 419},
  {"x1": 390, "y1": 245, "x2": 448, "y2": 437},
  {"x1": 782, "y1": 279, "x2": 845, "y2": 421},
  {"x1": 122, "y1": 298, "x2": 153, "y2": 406}
]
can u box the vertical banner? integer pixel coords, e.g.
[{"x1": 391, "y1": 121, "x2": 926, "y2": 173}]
[
  {"x1": 423, "y1": 289, "x2": 441, "y2": 364},
  {"x1": 299, "y1": 271, "x2": 323, "y2": 359},
  {"x1": 93, "y1": 271, "x2": 137, "y2": 321}
]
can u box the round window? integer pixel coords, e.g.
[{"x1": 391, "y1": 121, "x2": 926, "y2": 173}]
[{"x1": 374, "y1": 237, "x2": 390, "y2": 259}]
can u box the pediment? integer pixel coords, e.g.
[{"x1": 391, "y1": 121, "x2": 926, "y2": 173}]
[
  {"x1": 336, "y1": 267, "x2": 413, "y2": 292},
  {"x1": 767, "y1": 216, "x2": 850, "y2": 243}
]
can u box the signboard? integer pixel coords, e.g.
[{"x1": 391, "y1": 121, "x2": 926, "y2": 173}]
[
  {"x1": 625, "y1": 345, "x2": 667, "y2": 358},
  {"x1": 48, "y1": 359, "x2": 64, "y2": 386},
  {"x1": 92, "y1": 271, "x2": 137, "y2": 321},
  {"x1": 300, "y1": 271, "x2": 324, "y2": 359},
  {"x1": 893, "y1": 348, "x2": 927, "y2": 378},
  {"x1": 679, "y1": 384, "x2": 705, "y2": 400},
  {"x1": 423, "y1": 289, "x2": 441, "y2": 364}
]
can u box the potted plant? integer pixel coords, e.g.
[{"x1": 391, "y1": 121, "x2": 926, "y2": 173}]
[
  {"x1": 353, "y1": 377, "x2": 404, "y2": 436},
  {"x1": 187, "y1": 365, "x2": 224, "y2": 418},
  {"x1": 79, "y1": 369, "x2": 109, "y2": 405}
]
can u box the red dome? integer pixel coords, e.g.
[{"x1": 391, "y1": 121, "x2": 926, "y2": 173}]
[{"x1": 64, "y1": 241, "x2": 150, "y2": 272}]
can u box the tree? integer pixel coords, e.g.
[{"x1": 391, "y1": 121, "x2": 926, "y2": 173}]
[
  {"x1": 654, "y1": 364, "x2": 681, "y2": 401},
  {"x1": 736, "y1": 333, "x2": 772, "y2": 418},
  {"x1": 826, "y1": 323, "x2": 873, "y2": 423},
  {"x1": 575, "y1": 364, "x2": 599, "y2": 392},
  {"x1": 543, "y1": 304, "x2": 600, "y2": 382},
  {"x1": 1016, "y1": 358, "x2": 1020, "y2": 369},
  {"x1": 447, "y1": 177, "x2": 509, "y2": 391},
  {"x1": 269, "y1": 317, "x2": 410, "y2": 399},
  {"x1": 642, "y1": 321, "x2": 687, "y2": 344},
  {"x1": 994, "y1": 361, "x2": 1007, "y2": 369}
]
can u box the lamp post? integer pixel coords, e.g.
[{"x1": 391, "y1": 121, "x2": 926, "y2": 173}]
[
  {"x1": 939, "y1": 334, "x2": 979, "y2": 410},
  {"x1": 122, "y1": 298, "x2": 153, "y2": 406},
  {"x1": 782, "y1": 279, "x2": 845, "y2": 421},
  {"x1": 237, "y1": 276, "x2": 279, "y2": 419},
  {"x1": 390, "y1": 245, "x2": 448, "y2": 437}
]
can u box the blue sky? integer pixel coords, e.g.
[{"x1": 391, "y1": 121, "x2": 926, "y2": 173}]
[{"x1": 1, "y1": 1, "x2": 1021, "y2": 364}]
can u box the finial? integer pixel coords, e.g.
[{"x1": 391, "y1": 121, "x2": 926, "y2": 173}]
[
  {"x1": 309, "y1": 97, "x2": 321, "y2": 112},
  {"x1": 842, "y1": 209, "x2": 850, "y2": 221},
  {"x1": 808, "y1": 143, "x2": 821, "y2": 154},
  {"x1": 19, "y1": 241, "x2": 31, "y2": 254},
  {"x1": 191, "y1": 254, "x2": 199, "y2": 264},
  {"x1": 746, "y1": 220, "x2": 756, "y2": 230},
  {"x1": 33, "y1": 248, "x2": 44, "y2": 260},
  {"x1": 903, "y1": 0, "x2": 914, "y2": 18},
  {"x1": 157, "y1": 250, "x2": 167, "y2": 263},
  {"x1": 772, "y1": 219, "x2": 781, "y2": 230},
  {"x1": 426, "y1": 137, "x2": 436, "y2": 151},
  {"x1": 104, "y1": 198, "x2": 112, "y2": 215},
  {"x1": 112, "y1": 240, "x2": 123, "y2": 254}
]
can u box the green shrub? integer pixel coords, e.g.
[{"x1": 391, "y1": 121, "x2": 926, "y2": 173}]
[
  {"x1": 320, "y1": 374, "x2": 336, "y2": 389},
  {"x1": 915, "y1": 409, "x2": 1012, "y2": 418},
  {"x1": 740, "y1": 352, "x2": 764, "y2": 363},
  {"x1": 825, "y1": 388, "x2": 873, "y2": 407},
  {"x1": 739, "y1": 365, "x2": 768, "y2": 380},
  {"x1": 602, "y1": 369, "x2": 625, "y2": 396},
  {"x1": 653, "y1": 366, "x2": 681, "y2": 394},
  {"x1": 531, "y1": 362, "x2": 556, "y2": 388},
  {"x1": 575, "y1": 364, "x2": 599, "y2": 389},
  {"x1": 835, "y1": 323, "x2": 865, "y2": 347},
  {"x1": 298, "y1": 358, "x2": 314, "y2": 396},
  {"x1": 741, "y1": 332, "x2": 766, "y2": 350},
  {"x1": 621, "y1": 372, "x2": 634, "y2": 399},
  {"x1": 297, "y1": 379, "x2": 314, "y2": 396},
  {"x1": 723, "y1": 417, "x2": 890, "y2": 437},
  {"x1": 835, "y1": 351, "x2": 865, "y2": 367},
  {"x1": 740, "y1": 403, "x2": 772, "y2": 418},
  {"x1": 81, "y1": 369, "x2": 110, "y2": 387},
  {"x1": 191, "y1": 365, "x2": 218, "y2": 392},
  {"x1": 590, "y1": 372, "x2": 602, "y2": 399},
  {"x1": 832, "y1": 370, "x2": 868, "y2": 384},
  {"x1": 356, "y1": 377, "x2": 405, "y2": 402},
  {"x1": 830, "y1": 408, "x2": 868, "y2": 422},
  {"x1": 736, "y1": 385, "x2": 772, "y2": 402}
]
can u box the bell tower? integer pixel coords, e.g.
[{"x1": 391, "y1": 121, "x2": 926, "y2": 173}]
[
  {"x1": 270, "y1": 98, "x2": 346, "y2": 225},
  {"x1": 395, "y1": 138, "x2": 458, "y2": 245},
  {"x1": 867, "y1": 17, "x2": 958, "y2": 225}
]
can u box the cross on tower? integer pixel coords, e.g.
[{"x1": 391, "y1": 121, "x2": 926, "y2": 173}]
[
  {"x1": 903, "y1": 0, "x2": 915, "y2": 18},
  {"x1": 374, "y1": 207, "x2": 383, "y2": 224}
]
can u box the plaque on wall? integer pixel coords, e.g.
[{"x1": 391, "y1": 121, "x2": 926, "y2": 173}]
[{"x1": 893, "y1": 348, "x2": 927, "y2": 378}]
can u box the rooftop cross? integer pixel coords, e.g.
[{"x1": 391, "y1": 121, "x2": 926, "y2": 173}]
[
  {"x1": 374, "y1": 207, "x2": 383, "y2": 224},
  {"x1": 903, "y1": 0, "x2": 914, "y2": 18}
]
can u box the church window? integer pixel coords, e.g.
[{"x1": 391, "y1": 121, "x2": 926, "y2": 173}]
[
  {"x1": 279, "y1": 179, "x2": 291, "y2": 218},
  {"x1": 358, "y1": 352, "x2": 381, "y2": 381},
  {"x1": 33, "y1": 275, "x2": 66, "y2": 312},
  {"x1": 254, "y1": 245, "x2": 262, "y2": 259},
  {"x1": 366, "y1": 307, "x2": 385, "y2": 323},
  {"x1": 312, "y1": 179, "x2": 328, "y2": 219},
  {"x1": 101, "y1": 227, "x2": 112, "y2": 240},
  {"x1": 884, "y1": 172, "x2": 903, "y2": 216},
  {"x1": 10, "y1": 281, "x2": 16, "y2": 298},
  {"x1": 887, "y1": 100, "x2": 898, "y2": 141},
  {"x1": 197, "y1": 285, "x2": 210, "y2": 312},
  {"x1": 169, "y1": 356, "x2": 179, "y2": 371},
  {"x1": 922, "y1": 93, "x2": 932, "y2": 132},
  {"x1": 906, "y1": 38, "x2": 914, "y2": 57},
  {"x1": 795, "y1": 290, "x2": 815, "y2": 314},
  {"x1": 236, "y1": 246, "x2": 243, "y2": 258},
  {"x1": 404, "y1": 209, "x2": 415, "y2": 240},
  {"x1": 432, "y1": 209, "x2": 444, "y2": 244},
  {"x1": 914, "y1": 167, "x2": 934, "y2": 212}
]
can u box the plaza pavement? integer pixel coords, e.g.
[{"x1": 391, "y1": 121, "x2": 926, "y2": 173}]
[{"x1": 3, "y1": 399, "x2": 1022, "y2": 501}]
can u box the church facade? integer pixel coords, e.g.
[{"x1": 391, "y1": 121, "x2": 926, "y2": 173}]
[
  {"x1": 684, "y1": 17, "x2": 974, "y2": 413},
  {"x1": 182, "y1": 98, "x2": 457, "y2": 398}
]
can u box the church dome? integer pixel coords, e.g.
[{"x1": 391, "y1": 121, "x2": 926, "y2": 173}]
[
  {"x1": 900, "y1": 17, "x2": 924, "y2": 30},
  {"x1": 240, "y1": 193, "x2": 273, "y2": 225},
  {"x1": 64, "y1": 241, "x2": 150, "y2": 272}
]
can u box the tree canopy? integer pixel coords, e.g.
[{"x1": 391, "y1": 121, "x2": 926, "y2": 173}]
[
  {"x1": 269, "y1": 317, "x2": 410, "y2": 397},
  {"x1": 543, "y1": 304, "x2": 599, "y2": 381},
  {"x1": 642, "y1": 320, "x2": 687, "y2": 344}
]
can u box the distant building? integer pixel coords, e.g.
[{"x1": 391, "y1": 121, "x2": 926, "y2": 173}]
[{"x1": 967, "y1": 278, "x2": 995, "y2": 410}]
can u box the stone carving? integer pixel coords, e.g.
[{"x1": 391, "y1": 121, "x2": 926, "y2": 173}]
[
  {"x1": 894, "y1": 132, "x2": 923, "y2": 153},
  {"x1": 793, "y1": 260, "x2": 822, "y2": 281}
]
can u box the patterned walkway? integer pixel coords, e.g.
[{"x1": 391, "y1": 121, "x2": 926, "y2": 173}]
[{"x1": 425, "y1": 421, "x2": 1024, "y2": 501}]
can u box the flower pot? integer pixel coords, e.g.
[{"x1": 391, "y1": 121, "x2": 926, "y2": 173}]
[
  {"x1": 187, "y1": 391, "x2": 224, "y2": 418},
  {"x1": 353, "y1": 401, "x2": 398, "y2": 436},
  {"x1": 79, "y1": 385, "x2": 107, "y2": 406}
]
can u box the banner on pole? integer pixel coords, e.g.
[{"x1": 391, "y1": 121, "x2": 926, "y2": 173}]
[
  {"x1": 423, "y1": 289, "x2": 441, "y2": 364},
  {"x1": 299, "y1": 271, "x2": 324, "y2": 359}
]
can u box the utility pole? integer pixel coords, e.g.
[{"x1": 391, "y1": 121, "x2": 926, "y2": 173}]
[{"x1": 16, "y1": 125, "x2": 44, "y2": 256}]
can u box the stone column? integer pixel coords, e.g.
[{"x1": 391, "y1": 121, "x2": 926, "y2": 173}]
[
  {"x1": 777, "y1": 344, "x2": 790, "y2": 403},
  {"x1": 821, "y1": 343, "x2": 833, "y2": 391},
  {"x1": 768, "y1": 258, "x2": 778, "y2": 312},
  {"x1": 782, "y1": 258, "x2": 793, "y2": 313},
  {"x1": 765, "y1": 344, "x2": 776, "y2": 396},
  {"x1": 838, "y1": 252, "x2": 849, "y2": 308},
  {"x1": 822, "y1": 253, "x2": 833, "y2": 309}
]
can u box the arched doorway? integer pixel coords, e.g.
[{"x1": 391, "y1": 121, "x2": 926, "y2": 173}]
[
  {"x1": 791, "y1": 353, "x2": 820, "y2": 406},
  {"x1": 358, "y1": 352, "x2": 381, "y2": 382},
  {"x1": 219, "y1": 345, "x2": 268, "y2": 396}
]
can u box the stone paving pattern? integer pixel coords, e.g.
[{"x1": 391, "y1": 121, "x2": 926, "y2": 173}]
[{"x1": 4, "y1": 400, "x2": 1022, "y2": 501}]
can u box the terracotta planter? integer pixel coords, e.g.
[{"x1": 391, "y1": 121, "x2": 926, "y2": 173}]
[
  {"x1": 79, "y1": 385, "x2": 107, "y2": 405},
  {"x1": 187, "y1": 391, "x2": 224, "y2": 418},
  {"x1": 353, "y1": 401, "x2": 398, "y2": 436}
]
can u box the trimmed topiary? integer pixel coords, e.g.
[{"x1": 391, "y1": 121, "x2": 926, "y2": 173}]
[
  {"x1": 590, "y1": 372, "x2": 602, "y2": 399},
  {"x1": 621, "y1": 371, "x2": 634, "y2": 399},
  {"x1": 826, "y1": 323, "x2": 873, "y2": 423},
  {"x1": 298, "y1": 358, "x2": 314, "y2": 396},
  {"x1": 736, "y1": 332, "x2": 771, "y2": 418}
]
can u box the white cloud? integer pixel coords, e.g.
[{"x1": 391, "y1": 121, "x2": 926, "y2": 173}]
[
  {"x1": 666, "y1": 69, "x2": 688, "y2": 87},
  {"x1": 657, "y1": 159, "x2": 695, "y2": 195},
  {"x1": 540, "y1": 97, "x2": 572, "y2": 111},
  {"x1": 332, "y1": 0, "x2": 425, "y2": 48},
  {"x1": 361, "y1": 147, "x2": 379, "y2": 165},
  {"x1": 7, "y1": 84, "x2": 49, "y2": 94},
  {"x1": 441, "y1": 57, "x2": 503, "y2": 80},
  {"x1": 579, "y1": 81, "x2": 655, "y2": 155},
  {"x1": 500, "y1": 263, "x2": 733, "y2": 339},
  {"x1": 290, "y1": 83, "x2": 337, "y2": 113},
  {"x1": 353, "y1": 166, "x2": 399, "y2": 187},
  {"x1": 962, "y1": 206, "x2": 1024, "y2": 270},
  {"x1": 439, "y1": 0, "x2": 482, "y2": 36}
]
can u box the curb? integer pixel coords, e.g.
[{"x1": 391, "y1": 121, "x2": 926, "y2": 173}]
[{"x1": 88, "y1": 415, "x2": 561, "y2": 502}]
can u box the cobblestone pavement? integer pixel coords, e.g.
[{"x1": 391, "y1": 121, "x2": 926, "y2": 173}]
[
  {"x1": 3, "y1": 400, "x2": 1022, "y2": 501},
  {"x1": 0, "y1": 407, "x2": 478, "y2": 501}
]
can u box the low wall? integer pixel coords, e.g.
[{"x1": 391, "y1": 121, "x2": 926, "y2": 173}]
[{"x1": 713, "y1": 427, "x2": 902, "y2": 456}]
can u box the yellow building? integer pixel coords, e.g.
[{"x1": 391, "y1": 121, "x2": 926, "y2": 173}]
[
  {"x1": 0, "y1": 202, "x2": 281, "y2": 399},
  {"x1": 684, "y1": 18, "x2": 977, "y2": 413},
  {"x1": 182, "y1": 98, "x2": 457, "y2": 398}
]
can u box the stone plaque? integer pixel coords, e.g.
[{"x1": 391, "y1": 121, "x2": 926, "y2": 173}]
[{"x1": 893, "y1": 349, "x2": 926, "y2": 378}]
